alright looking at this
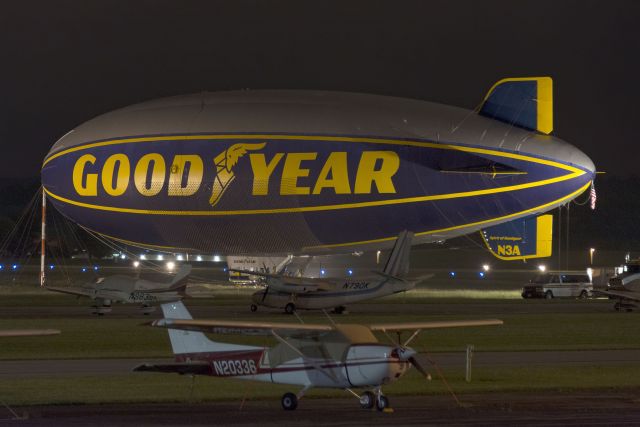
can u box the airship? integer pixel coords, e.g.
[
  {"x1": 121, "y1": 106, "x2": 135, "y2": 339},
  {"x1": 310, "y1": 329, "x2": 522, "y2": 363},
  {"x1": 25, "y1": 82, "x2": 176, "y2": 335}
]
[{"x1": 41, "y1": 77, "x2": 595, "y2": 255}]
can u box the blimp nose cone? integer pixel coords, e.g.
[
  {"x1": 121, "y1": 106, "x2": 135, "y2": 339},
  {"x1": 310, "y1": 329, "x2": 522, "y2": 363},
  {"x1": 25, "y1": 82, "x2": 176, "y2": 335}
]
[{"x1": 568, "y1": 144, "x2": 595, "y2": 176}]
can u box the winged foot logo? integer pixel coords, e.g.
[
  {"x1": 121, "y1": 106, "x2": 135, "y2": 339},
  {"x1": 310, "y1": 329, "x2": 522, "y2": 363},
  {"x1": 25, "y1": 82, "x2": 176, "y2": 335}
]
[
  {"x1": 210, "y1": 143, "x2": 266, "y2": 207},
  {"x1": 70, "y1": 141, "x2": 401, "y2": 208}
]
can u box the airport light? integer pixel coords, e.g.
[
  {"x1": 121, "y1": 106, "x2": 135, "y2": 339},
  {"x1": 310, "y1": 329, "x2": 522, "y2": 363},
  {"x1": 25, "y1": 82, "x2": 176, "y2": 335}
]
[
  {"x1": 157, "y1": 254, "x2": 164, "y2": 261},
  {"x1": 177, "y1": 255, "x2": 184, "y2": 261},
  {"x1": 196, "y1": 255, "x2": 203, "y2": 262},
  {"x1": 49, "y1": 264, "x2": 54, "y2": 270},
  {"x1": 120, "y1": 253, "x2": 126, "y2": 260},
  {"x1": 347, "y1": 269, "x2": 353, "y2": 276},
  {"x1": 589, "y1": 248, "x2": 596, "y2": 265},
  {"x1": 12, "y1": 264, "x2": 18, "y2": 270},
  {"x1": 450, "y1": 271, "x2": 456, "y2": 277},
  {"x1": 223, "y1": 267, "x2": 227, "y2": 272},
  {"x1": 166, "y1": 261, "x2": 175, "y2": 271},
  {"x1": 479, "y1": 272, "x2": 485, "y2": 278},
  {"x1": 133, "y1": 261, "x2": 140, "y2": 268},
  {"x1": 140, "y1": 254, "x2": 146, "y2": 260},
  {"x1": 538, "y1": 264, "x2": 547, "y2": 272},
  {"x1": 81, "y1": 267, "x2": 87, "y2": 272},
  {"x1": 482, "y1": 264, "x2": 490, "y2": 272},
  {"x1": 320, "y1": 269, "x2": 326, "y2": 276},
  {"x1": 213, "y1": 255, "x2": 221, "y2": 262},
  {"x1": 93, "y1": 266, "x2": 99, "y2": 271},
  {"x1": 0, "y1": 265, "x2": 4, "y2": 270}
]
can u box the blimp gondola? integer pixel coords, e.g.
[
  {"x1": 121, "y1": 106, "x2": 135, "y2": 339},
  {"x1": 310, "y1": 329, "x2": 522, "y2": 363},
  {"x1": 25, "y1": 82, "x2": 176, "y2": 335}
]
[{"x1": 41, "y1": 77, "x2": 595, "y2": 255}]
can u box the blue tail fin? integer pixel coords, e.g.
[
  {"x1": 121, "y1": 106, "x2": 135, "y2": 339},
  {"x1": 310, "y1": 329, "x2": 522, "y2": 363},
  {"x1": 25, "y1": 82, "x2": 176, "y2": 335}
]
[{"x1": 480, "y1": 77, "x2": 553, "y2": 134}]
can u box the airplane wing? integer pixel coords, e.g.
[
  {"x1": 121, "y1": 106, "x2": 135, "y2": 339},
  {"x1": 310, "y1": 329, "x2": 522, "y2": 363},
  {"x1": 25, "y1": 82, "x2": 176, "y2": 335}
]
[
  {"x1": 150, "y1": 318, "x2": 334, "y2": 337},
  {"x1": 593, "y1": 290, "x2": 640, "y2": 302},
  {"x1": 133, "y1": 361, "x2": 210, "y2": 375},
  {"x1": 369, "y1": 319, "x2": 503, "y2": 332},
  {"x1": 0, "y1": 329, "x2": 60, "y2": 337},
  {"x1": 45, "y1": 286, "x2": 94, "y2": 298}
]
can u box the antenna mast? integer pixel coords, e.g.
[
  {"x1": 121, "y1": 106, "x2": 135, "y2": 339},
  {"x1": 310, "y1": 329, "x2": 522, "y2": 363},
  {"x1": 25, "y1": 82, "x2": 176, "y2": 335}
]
[{"x1": 40, "y1": 188, "x2": 46, "y2": 287}]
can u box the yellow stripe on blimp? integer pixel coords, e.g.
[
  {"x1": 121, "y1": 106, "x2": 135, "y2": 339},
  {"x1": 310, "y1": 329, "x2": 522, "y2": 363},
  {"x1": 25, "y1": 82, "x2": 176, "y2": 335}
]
[
  {"x1": 42, "y1": 134, "x2": 585, "y2": 216},
  {"x1": 309, "y1": 181, "x2": 591, "y2": 250}
]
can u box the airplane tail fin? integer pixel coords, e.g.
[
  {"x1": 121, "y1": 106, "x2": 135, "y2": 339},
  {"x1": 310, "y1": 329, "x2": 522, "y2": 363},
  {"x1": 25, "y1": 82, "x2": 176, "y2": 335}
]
[
  {"x1": 165, "y1": 264, "x2": 192, "y2": 293},
  {"x1": 160, "y1": 302, "x2": 258, "y2": 356},
  {"x1": 383, "y1": 231, "x2": 414, "y2": 278}
]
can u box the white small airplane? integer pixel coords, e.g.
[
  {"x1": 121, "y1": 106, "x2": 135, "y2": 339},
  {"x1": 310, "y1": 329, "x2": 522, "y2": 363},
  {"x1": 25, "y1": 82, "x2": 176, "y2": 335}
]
[
  {"x1": 135, "y1": 301, "x2": 502, "y2": 411},
  {"x1": 232, "y1": 231, "x2": 431, "y2": 314},
  {"x1": 46, "y1": 264, "x2": 192, "y2": 315}
]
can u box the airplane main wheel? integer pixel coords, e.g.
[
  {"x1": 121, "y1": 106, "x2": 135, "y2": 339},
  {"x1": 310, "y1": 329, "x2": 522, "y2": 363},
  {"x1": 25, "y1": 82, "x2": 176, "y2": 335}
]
[
  {"x1": 281, "y1": 392, "x2": 298, "y2": 410},
  {"x1": 376, "y1": 395, "x2": 389, "y2": 411},
  {"x1": 250, "y1": 304, "x2": 258, "y2": 312},
  {"x1": 359, "y1": 391, "x2": 375, "y2": 409},
  {"x1": 284, "y1": 303, "x2": 296, "y2": 315}
]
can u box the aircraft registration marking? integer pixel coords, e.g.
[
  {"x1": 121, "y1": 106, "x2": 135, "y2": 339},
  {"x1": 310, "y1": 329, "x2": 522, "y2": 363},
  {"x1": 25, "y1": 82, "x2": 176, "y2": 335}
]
[
  {"x1": 212, "y1": 359, "x2": 257, "y2": 376},
  {"x1": 128, "y1": 292, "x2": 158, "y2": 302},
  {"x1": 343, "y1": 281, "x2": 369, "y2": 290}
]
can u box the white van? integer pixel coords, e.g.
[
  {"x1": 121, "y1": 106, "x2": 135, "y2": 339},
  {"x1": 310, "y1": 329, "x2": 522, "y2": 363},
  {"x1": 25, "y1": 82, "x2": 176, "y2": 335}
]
[{"x1": 521, "y1": 273, "x2": 592, "y2": 299}]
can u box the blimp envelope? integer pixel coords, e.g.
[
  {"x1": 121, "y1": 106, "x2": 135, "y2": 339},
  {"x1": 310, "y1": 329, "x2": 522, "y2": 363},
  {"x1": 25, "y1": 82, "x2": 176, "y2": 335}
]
[
  {"x1": 481, "y1": 214, "x2": 553, "y2": 260},
  {"x1": 41, "y1": 80, "x2": 595, "y2": 254}
]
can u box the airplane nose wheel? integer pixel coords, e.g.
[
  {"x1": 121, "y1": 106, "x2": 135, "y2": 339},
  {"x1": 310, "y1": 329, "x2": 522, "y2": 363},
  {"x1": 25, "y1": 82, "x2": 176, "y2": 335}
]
[
  {"x1": 281, "y1": 392, "x2": 298, "y2": 410},
  {"x1": 284, "y1": 303, "x2": 296, "y2": 315},
  {"x1": 250, "y1": 304, "x2": 258, "y2": 312},
  {"x1": 359, "y1": 391, "x2": 375, "y2": 409},
  {"x1": 376, "y1": 395, "x2": 389, "y2": 412}
]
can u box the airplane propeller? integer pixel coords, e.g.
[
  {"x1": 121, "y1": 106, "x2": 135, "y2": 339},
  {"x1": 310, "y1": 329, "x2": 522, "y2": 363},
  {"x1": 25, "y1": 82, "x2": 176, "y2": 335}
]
[{"x1": 394, "y1": 347, "x2": 432, "y2": 380}]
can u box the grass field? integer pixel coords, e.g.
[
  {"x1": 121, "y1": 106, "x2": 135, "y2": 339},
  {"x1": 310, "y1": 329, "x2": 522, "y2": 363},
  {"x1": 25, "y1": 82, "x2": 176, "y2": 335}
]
[{"x1": 2, "y1": 365, "x2": 640, "y2": 406}]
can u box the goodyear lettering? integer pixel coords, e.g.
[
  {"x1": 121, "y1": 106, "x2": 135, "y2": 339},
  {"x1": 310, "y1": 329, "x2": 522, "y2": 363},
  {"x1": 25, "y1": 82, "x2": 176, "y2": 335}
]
[
  {"x1": 213, "y1": 359, "x2": 257, "y2": 376},
  {"x1": 343, "y1": 281, "x2": 369, "y2": 290},
  {"x1": 497, "y1": 245, "x2": 521, "y2": 256},
  {"x1": 70, "y1": 146, "x2": 400, "y2": 202}
]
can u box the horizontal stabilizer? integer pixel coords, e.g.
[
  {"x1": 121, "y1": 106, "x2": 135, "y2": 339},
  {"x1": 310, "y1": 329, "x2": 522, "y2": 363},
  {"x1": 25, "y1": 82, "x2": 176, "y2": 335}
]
[
  {"x1": 481, "y1": 214, "x2": 553, "y2": 260},
  {"x1": 480, "y1": 77, "x2": 553, "y2": 134},
  {"x1": 0, "y1": 329, "x2": 61, "y2": 337}
]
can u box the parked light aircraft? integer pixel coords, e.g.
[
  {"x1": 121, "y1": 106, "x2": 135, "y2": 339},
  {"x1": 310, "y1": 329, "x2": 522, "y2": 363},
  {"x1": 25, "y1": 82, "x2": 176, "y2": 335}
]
[
  {"x1": 233, "y1": 231, "x2": 430, "y2": 314},
  {"x1": 595, "y1": 260, "x2": 640, "y2": 311},
  {"x1": 135, "y1": 301, "x2": 502, "y2": 411},
  {"x1": 46, "y1": 265, "x2": 191, "y2": 315}
]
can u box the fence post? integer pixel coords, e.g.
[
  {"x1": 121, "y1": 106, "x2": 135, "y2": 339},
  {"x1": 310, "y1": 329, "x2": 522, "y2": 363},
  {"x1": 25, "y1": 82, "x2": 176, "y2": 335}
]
[{"x1": 465, "y1": 344, "x2": 474, "y2": 383}]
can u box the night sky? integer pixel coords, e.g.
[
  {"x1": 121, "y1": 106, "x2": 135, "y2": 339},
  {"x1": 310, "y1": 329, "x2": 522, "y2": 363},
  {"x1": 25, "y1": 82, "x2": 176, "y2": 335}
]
[{"x1": 2, "y1": 0, "x2": 639, "y2": 180}]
